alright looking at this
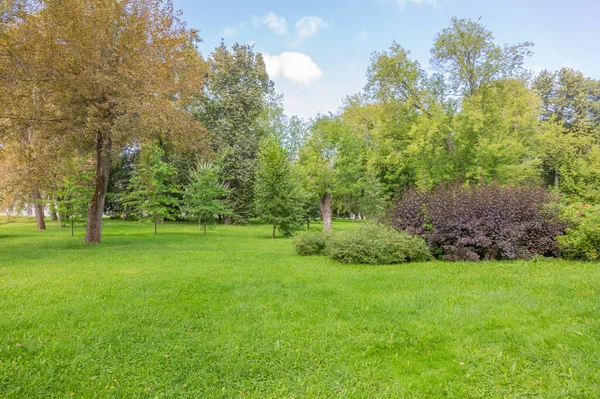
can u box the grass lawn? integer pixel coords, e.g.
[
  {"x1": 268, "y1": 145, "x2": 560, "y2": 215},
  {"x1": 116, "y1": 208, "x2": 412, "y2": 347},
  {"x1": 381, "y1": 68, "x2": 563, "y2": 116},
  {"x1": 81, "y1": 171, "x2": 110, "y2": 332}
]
[{"x1": 0, "y1": 218, "x2": 599, "y2": 398}]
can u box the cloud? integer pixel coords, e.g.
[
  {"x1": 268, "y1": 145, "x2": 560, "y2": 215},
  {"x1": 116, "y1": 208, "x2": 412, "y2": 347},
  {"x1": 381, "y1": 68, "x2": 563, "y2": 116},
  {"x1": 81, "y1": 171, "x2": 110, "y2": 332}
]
[
  {"x1": 223, "y1": 26, "x2": 238, "y2": 37},
  {"x1": 252, "y1": 12, "x2": 288, "y2": 36},
  {"x1": 294, "y1": 16, "x2": 331, "y2": 43},
  {"x1": 263, "y1": 52, "x2": 323, "y2": 84}
]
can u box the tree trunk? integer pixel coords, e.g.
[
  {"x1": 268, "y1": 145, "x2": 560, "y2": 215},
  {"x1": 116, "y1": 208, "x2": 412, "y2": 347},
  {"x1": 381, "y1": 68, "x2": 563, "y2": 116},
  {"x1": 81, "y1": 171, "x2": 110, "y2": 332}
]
[
  {"x1": 204, "y1": 221, "x2": 207, "y2": 236},
  {"x1": 50, "y1": 202, "x2": 58, "y2": 221},
  {"x1": 32, "y1": 192, "x2": 46, "y2": 231},
  {"x1": 224, "y1": 215, "x2": 230, "y2": 225},
  {"x1": 154, "y1": 211, "x2": 157, "y2": 235},
  {"x1": 318, "y1": 193, "x2": 332, "y2": 232},
  {"x1": 272, "y1": 223, "x2": 276, "y2": 239},
  {"x1": 84, "y1": 133, "x2": 112, "y2": 244},
  {"x1": 307, "y1": 219, "x2": 310, "y2": 230}
]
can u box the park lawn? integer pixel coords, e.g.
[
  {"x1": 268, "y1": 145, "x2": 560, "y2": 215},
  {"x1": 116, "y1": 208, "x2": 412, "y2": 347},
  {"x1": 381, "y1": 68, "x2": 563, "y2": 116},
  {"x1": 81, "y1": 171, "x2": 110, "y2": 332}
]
[{"x1": 0, "y1": 218, "x2": 599, "y2": 398}]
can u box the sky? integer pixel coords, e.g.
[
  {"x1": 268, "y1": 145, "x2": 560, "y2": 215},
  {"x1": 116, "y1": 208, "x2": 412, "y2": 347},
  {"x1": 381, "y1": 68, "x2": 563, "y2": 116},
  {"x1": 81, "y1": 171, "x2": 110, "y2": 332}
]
[{"x1": 173, "y1": 0, "x2": 600, "y2": 120}]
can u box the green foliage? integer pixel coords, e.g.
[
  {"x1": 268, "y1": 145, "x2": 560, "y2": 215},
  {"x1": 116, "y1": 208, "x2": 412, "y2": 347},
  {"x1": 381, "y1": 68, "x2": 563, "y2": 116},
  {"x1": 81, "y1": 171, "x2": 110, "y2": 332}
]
[
  {"x1": 533, "y1": 68, "x2": 600, "y2": 136},
  {"x1": 196, "y1": 43, "x2": 274, "y2": 224},
  {"x1": 292, "y1": 231, "x2": 330, "y2": 256},
  {"x1": 122, "y1": 144, "x2": 179, "y2": 232},
  {"x1": 255, "y1": 137, "x2": 302, "y2": 237},
  {"x1": 558, "y1": 203, "x2": 600, "y2": 260},
  {"x1": 182, "y1": 161, "x2": 230, "y2": 234},
  {"x1": 431, "y1": 17, "x2": 533, "y2": 96},
  {"x1": 105, "y1": 150, "x2": 136, "y2": 218},
  {"x1": 297, "y1": 115, "x2": 384, "y2": 225},
  {"x1": 327, "y1": 223, "x2": 432, "y2": 264},
  {"x1": 55, "y1": 157, "x2": 94, "y2": 231}
]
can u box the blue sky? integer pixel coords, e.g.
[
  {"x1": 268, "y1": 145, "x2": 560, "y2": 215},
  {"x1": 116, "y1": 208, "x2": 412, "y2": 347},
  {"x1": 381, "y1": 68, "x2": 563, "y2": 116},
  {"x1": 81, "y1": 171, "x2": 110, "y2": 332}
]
[{"x1": 173, "y1": 0, "x2": 600, "y2": 119}]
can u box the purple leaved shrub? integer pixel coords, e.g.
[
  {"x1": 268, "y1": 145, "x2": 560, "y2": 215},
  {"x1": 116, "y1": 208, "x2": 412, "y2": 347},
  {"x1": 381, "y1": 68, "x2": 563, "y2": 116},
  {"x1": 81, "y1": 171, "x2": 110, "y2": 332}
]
[{"x1": 390, "y1": 184, "x2": 565, "y2": 261}]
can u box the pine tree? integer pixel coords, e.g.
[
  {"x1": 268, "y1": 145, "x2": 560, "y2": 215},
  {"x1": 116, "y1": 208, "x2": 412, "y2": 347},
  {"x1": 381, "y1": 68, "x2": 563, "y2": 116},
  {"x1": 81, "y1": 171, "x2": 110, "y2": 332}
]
[
  {"x1": 123, "y1": 145, "x2": 179, "y2": 235},
  {"x1": 182, "y1": 162, "x2": 230, "y2": 236},
  {"x1": 255, "y1": 137, "x2": 302, "y2": 238}
]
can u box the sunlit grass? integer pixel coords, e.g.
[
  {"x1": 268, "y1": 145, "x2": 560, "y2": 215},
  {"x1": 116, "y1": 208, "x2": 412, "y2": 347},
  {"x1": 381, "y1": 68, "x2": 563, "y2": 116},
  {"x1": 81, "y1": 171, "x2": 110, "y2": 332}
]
[{"x1": 1, "y1": 218, "x2": 599, "y2": 398}]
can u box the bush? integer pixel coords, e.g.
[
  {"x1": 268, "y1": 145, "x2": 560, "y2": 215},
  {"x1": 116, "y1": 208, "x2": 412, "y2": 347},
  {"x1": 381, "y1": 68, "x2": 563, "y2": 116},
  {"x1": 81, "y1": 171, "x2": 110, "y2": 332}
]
[
  {"x1": 327, "y1": 223, "x2": 432, "y2": 264},
  {"x1": 390, "y1": 184, "x2": 565, "y2": 261},
  {"x1": 293, "y1": 231, "x2": 330, "y2": 256},
  {"x1": 558, "y1": 203, "x2": 600, "y2": 260}
]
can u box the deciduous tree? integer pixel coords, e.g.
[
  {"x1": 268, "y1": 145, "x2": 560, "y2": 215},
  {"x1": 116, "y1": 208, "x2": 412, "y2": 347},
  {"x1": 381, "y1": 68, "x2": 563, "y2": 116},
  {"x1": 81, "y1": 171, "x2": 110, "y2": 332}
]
[{"x1": 0, "y1": 0, "x2": 206, "y2": 243}]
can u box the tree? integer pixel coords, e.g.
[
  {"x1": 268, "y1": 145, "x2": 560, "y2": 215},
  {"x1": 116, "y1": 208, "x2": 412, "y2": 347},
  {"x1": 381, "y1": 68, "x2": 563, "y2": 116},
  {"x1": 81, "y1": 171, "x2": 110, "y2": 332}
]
[
  {"x1": 431, "y1": 17, "x2": 533, "y2": 97},
  {"x1": 255, "y1": 137, "x2": 302, "y2": 238},
  {"x1": 55, "y1": 157, "x2": 95, "y2": 236},
  {"x1": 298, "y1": 116, "x2": 364, "y2": 232},
  {"x1": 1, "y1": 0, "x2": 206, "y2": 243},
  {"x1": 182, "y1": 162, "x2": 229, "y2": 235},
  {"x1": 533, "y1": 68, "x2": 600, "y2": 137},
  {"x1": 195, "y1": 43, "x2": 273, "y2": 225},
  {"x1": 123, "y1": 145, "x2": 179, "y2": 235}
]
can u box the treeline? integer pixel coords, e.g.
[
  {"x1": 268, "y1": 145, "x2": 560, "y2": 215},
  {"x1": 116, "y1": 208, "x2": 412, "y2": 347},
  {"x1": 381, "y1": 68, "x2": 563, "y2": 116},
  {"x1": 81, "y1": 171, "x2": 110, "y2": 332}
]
[{"x1": 1, "y1": 2, "x2": 599, "y2": 244}]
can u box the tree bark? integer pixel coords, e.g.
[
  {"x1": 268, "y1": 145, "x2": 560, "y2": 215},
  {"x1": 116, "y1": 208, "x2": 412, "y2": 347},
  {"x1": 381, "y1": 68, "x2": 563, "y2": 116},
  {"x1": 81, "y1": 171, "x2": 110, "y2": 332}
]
[
  {"x1": 204, "y1": 220, "x2": 207, "y2": 236},
  {"x1": 272, "y1": 223, "x2": 277, "y2": 239},
  {"x1": 50, "y1": 205, "x2": 58, "y2": 221},
  {"x1": 84, "y1": 133, "x2": 112, "y2": 243},
  {"x1": 32, "y1": 192, "x2": 46, "y2": 231},
  {"x1": 223, "y1": 215, "x2": 230, "y2": 225},
  {"x1": 318, "y1": 193, "x2": 332, "y2": 232},
  {"x1": 154, "y1": 211, "x2": 157, "y2": 235}
]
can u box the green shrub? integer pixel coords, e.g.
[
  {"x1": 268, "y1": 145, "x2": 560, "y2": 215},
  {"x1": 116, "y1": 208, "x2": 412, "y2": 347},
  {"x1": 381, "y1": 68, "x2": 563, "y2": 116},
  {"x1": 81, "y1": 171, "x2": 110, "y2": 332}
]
[
  {"x1": 293, "y1": 231, "x2": 330, "y2": 256},
  {"x1": 327, "y1": 223, "x2": 432, "y2": 264},
  {"x1": 558, "y1": 203, "x2": 600, "y2": 260}
]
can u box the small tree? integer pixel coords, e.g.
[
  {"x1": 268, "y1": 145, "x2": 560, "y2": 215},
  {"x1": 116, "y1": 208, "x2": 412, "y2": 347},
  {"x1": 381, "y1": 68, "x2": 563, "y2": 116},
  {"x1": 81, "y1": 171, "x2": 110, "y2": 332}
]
[
  {"x1": 56, "y1": 161, "x2": 94, "y2": 237},
  {"x1": 123, "y1": 144, "x2": 179, "y2": 235},
  {"x1": 182, "y1": 162, "x2": 230, "y2": 235},
  {"x1": 255, "y1": 137, "x2": 302, "y2": 238}
]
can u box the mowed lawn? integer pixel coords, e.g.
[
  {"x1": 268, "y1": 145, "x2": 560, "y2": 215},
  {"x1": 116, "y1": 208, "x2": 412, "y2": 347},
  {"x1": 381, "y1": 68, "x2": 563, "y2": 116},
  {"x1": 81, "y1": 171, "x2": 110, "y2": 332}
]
[{"x1": 0, "y1": 219, "x2": 599, "y2": 398}]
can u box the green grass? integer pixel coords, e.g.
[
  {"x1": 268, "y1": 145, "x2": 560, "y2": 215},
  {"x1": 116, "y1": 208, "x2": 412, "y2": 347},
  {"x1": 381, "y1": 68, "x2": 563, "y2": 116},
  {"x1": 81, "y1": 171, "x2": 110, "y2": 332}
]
[{"x1": 0, "y1": 218, "x2": 599, "y2": 398}]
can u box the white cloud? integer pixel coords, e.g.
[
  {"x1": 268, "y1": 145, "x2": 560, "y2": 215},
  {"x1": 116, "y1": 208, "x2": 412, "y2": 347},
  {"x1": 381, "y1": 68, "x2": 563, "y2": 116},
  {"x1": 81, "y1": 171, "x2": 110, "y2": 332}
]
[
  {"x1": 263, "y1": 52, "x2": 323, "y2": 84},
  {"x1": 294, "y1": 16, "x2": 331, "y2": 42},
  {"x1": 223, "y1": 26, "x2": 238, "y2": 37},
  {"x1": 252, "y1": 12, "x2": 288, "y2": 36}
]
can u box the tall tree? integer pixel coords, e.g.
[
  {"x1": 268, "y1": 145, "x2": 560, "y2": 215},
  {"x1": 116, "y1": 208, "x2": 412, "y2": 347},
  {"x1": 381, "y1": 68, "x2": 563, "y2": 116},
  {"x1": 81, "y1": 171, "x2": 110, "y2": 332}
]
[
  {"x1": 196, "y1": 43, "x2": 273, "y2": 225},
  {"x1": 431, "y1": 17, "x2": 533, "y2": 97},
  {"x1": 1, "y1": 0, "x2": 206, "y2": 243},
  {"x1": 533, "y1": 68, "x2": 600, "y2": 137},
  {"x1": 298, "y1": 116, "x2": 364, "y2": 232},
  {"x1": 255, "y1": 137, "x2": 302, "y2": 238}
]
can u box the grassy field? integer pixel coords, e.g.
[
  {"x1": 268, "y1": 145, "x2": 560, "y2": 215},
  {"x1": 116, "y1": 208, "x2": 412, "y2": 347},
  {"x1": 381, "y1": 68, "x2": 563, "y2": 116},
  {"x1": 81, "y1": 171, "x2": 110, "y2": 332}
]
[{"x1": 0, "y1": 218, "x2": 599, "y2": 398}]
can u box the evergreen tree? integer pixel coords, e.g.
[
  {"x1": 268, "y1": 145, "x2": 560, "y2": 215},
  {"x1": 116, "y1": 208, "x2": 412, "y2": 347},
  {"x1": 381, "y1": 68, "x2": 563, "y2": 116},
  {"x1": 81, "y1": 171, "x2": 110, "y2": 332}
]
[
  {"x1": 196, "y1": 43, "x2": 273, "y2": 224},
  {"x1": 123, "y1": 145, "x2": 179, "y2": 235},
  {"x1": 255, "y1": 137, "x2": 302, "y2": 238},
  {"x1": 182, "y1": 162, "x2": 230, "y2": 235}
]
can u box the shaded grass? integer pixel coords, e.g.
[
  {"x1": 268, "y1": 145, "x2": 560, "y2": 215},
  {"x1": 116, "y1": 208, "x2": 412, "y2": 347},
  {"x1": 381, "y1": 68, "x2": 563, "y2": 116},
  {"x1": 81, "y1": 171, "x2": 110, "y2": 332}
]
[{"x1": 0, "y1": 218, "x2": 599, "y2": 398}]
